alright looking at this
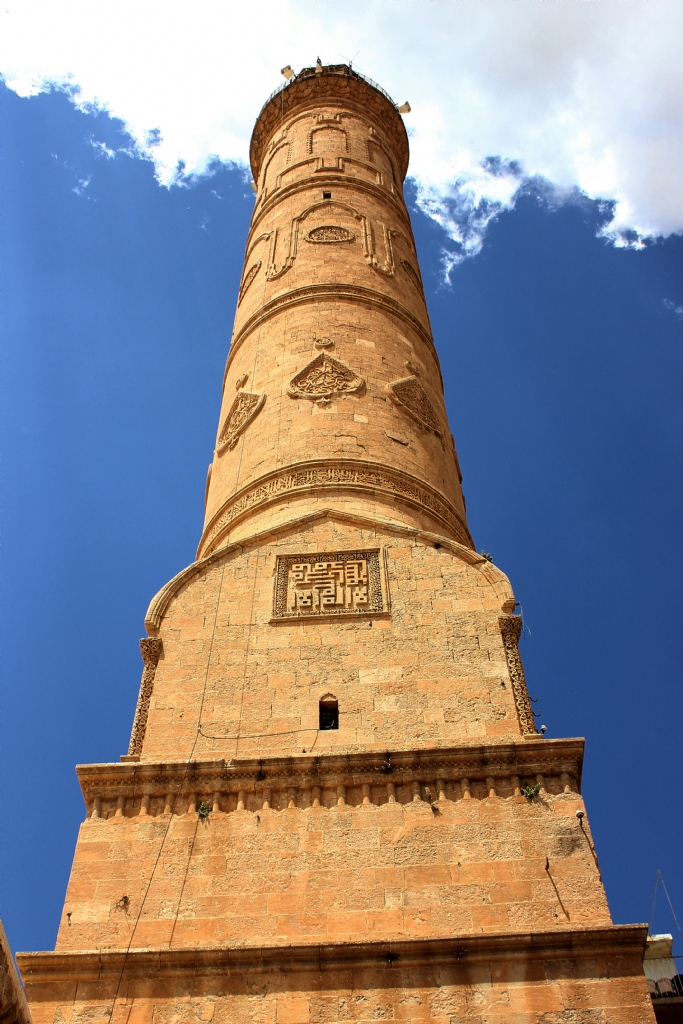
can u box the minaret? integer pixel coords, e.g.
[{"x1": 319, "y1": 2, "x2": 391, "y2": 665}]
[{"x1": 18, "y1": 65, "x2": 654, "y2": 1024}]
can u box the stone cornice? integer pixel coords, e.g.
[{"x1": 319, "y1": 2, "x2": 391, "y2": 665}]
[
  {"x1": 226, "y1": 283, "x2": 436, "y2": 383},
  {"x1": 17, "y1": 925, "x2": 647, "y2": 985},
  {"x1": 76, "y1": 738, "x2": 584, "y2": 805},
  {"x1": 145, "y1": 508, "x2": 488, "y2": 634},
  {"x1": 197, "y1": 459, "x2": 472, "y2": 559}
]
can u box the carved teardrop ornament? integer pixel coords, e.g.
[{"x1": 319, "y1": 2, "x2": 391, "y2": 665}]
[
  {"x1": 217, "y1": 391, "x2": 266, "y2": 453},
  {"x1": 387, "y1": 375, "x2": 442, "y2": 435},
  {"x1": 237, "y1": 261, "x2": 261, "y2": 305},
  {"x1": 288, "y1": 353, "x2": 364, "y2": 401}
]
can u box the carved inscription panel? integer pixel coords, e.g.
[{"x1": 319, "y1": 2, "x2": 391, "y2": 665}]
[{"x1": 273, "y1": 550, "x2": 386, "y2": 620}]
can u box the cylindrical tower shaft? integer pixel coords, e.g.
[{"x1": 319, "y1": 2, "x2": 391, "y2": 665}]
[{"x1": 199, "y1": 64, "x2": 472, "y2": 558}]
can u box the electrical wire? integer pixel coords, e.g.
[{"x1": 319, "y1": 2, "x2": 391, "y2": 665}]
[
  {"x1": 650, "y1": 869, "x2": 683, "y2": 946},
  {"x1": 199, "y1": 725, "x2": 318, "y2": 741},
  {"x1": 105, "y1": 559, "x2": 227, "y2": 1019}
]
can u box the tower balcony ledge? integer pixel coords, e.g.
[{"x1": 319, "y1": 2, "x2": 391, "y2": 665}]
[
  {"x1": 17, "y1": 923, "x2": 649, "y2": 985},
  {"x1": 75, "y1": 737, "x2": 584, "y2": 820}
]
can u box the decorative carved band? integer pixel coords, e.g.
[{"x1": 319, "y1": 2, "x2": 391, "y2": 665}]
[
  {"x1": 127, "y1": 638, "x2": 163, "y2": 757},
  {"x1": 499, "y1": 616, "x2": 537, "y2": 736},
  {"x1": 197, "y1": 460, "x2": 473, "y2": 557},
  {"x1": 224, "y1": 283, "x2": 439, "y2": 388},
  {"x1": 78, "y1": 737, "x2": 584, "y2": 818}
]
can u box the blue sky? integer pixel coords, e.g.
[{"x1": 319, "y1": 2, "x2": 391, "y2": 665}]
[{"x1": 2, "y1": 3, "x2": 683, "y2": 959}]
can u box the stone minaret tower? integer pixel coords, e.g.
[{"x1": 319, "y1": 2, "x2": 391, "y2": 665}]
[{"x1": 19, "y1": 64, "x2": 653, "y2": 1024}]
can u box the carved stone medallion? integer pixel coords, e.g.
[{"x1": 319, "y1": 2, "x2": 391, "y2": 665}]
[
  {"x1": 306, "y1": 225, "x2": 355, "y2": 243},
  {"x1": 387, "y1": 375, "x2": 442, "y2": 435},
  {"x1": 217, "y1": 391, "x2": 266, "y2": 453},
  {"x1": 272, "y1": 549, "x2": 386, "y2": 620},
  {"x1": 288, "y1": 353, "x2": 364, "y2": 401}
]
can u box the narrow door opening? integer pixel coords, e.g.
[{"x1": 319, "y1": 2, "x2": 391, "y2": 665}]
[{"x1": 319, "y1": 698, "x2": 339, "y2": 730}]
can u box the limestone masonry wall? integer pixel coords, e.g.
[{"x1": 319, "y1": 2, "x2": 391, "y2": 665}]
[
  {"x1": 200, "y1": 66, "x2": 470, "y2": 555},
  {"x1": 57, "y1": 760, "x2": 603, "y2": 952},
  {"x1": 138, "y1": 521, "x2": 526, "y2": 762}
]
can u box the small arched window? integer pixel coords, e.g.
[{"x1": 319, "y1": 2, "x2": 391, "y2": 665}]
[{"x1": 319, "y1": 696, "x2": 339, "y2": 730}]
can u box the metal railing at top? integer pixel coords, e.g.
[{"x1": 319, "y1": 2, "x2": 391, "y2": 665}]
[{"x1": 256, "y1": 64, "x2": 399, "y2": 122}]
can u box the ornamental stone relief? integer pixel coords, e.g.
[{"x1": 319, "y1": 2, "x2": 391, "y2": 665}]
[
  {"x1": 306, "y1": 225, "x2": 355, "y2": 243},
  {"x1": 198, "y1": 461, "x2": 474, "y2": 556},
  {"x1": 237, "y1": 261, "x2": 261, "y2": 305},
  {"x1": 387, "y1": 375, "x2": 442, "y2": 435},
  {"x1": 128, "y1": 637, "x2": 163, "y2": 757},
  {"x1": 272, "y1": 549, "x2": 386, "y2": 620},
  {"x1": 400, "y1": 258, "x2": 423, "y2": 293},
  {"x1": 266, "y1": 200, "x2": 372, "y2": 281},
  {"x1": 288, "y1": 353, "x2": 364, "y2": 402},
  {"x1": 217, "y1": 391, "x2": 266, "y2": 453}
]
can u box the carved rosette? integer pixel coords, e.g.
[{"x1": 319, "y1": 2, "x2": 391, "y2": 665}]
[
  {"x1": 128, "y1": 637, "x2": 163, "y2": 757},
  {"x1": 288, "y1": 353, "x2": 364, "y2": 401},
  {"x1": 499, "y1": 616, "x2": 537, "y2": 736},
  {"x1": 217, "y1": 392, "x2": 266, "y2": 453},
  {"x1": 387, "y1": 376, "x2": 442, "y2": 435}
]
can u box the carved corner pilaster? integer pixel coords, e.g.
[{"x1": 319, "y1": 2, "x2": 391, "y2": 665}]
[
  {"x1": 128, "y1": 637, "x2": 163, "y2": 757},
  {"x1": 499, "y1": 616, "x2": 537, "y2": 736}
]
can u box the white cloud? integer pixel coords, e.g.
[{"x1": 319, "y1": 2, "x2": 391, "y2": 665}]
[
  {"x1": 664, "y1": 299, "x2": 683, "y2": 321},
  {"x1": 2, "y1": 0, "x2": 682, "y2": 263}
]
